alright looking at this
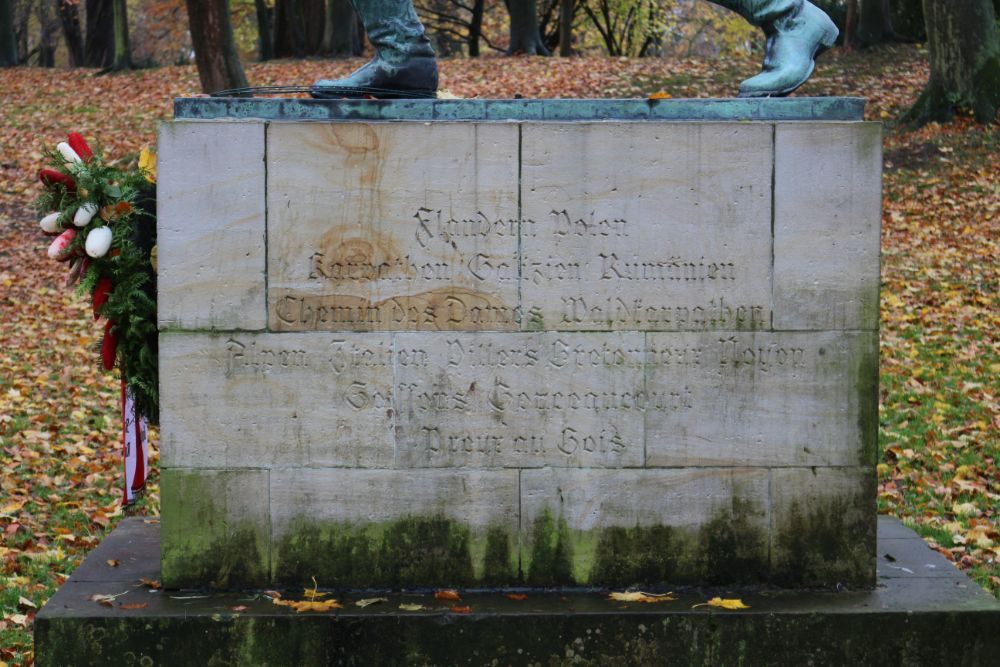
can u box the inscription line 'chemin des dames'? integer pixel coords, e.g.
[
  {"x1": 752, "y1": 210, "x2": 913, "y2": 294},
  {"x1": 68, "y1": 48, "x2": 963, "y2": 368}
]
[{"x1": 268, "y1": 207, "x2": 767, "y2": 332}]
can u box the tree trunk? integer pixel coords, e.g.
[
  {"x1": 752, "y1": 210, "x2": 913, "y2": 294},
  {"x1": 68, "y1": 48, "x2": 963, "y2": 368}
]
[
  {"x1": 85, "y1": 0, "x2": 114, "y2": 67},
  {"x1": 37, "y1": 0, "x2": 56, "y2": 66},
  {"x1": 185, "y1": 0, "x2": 249, "y2": 94},
  {"x1": 507, "y1": 0, "x2": 549, "y2": 55},
  {"x1": 303, "y1": 0, "x2": 325, "y2": 54},
  {"x1": 255, "y1": 0, "x2": 274, "y2": 60},
  {"x1": 856, "y1": 0, "x2": 894, "y2": 46},
  {"x1": 843, "y1": 0, "x2": 858, "y2": 48},
  {"x1": 903, "y1": 0, "x2": 1000, "y2": 125},
  {"x1": 274, "y1": 0, "x2": 306, "y2": 57},
  {"x1": 58, "y1": 0, "x2": 85, "y2": 66},
  {"x1": 0, "y1": 0, "x2": 17, "y2": 66},
  {"x1": 558, "y1": 0, "x2": 572, "y2": 56},
  {"x1": 323, "y1": 0, "x2": 360, "y2": 56},
  {"x1": 109, "y1": 0, "x2": 131, "y2": 69},
  {"x1": 468, "y1": 0, "x2": 484, "y2": 57}
]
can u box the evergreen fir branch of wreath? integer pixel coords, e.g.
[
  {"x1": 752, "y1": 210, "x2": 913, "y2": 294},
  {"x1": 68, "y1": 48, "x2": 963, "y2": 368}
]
[{"x1": 33, "y1": 137, "x2": 160, "y2": 425}]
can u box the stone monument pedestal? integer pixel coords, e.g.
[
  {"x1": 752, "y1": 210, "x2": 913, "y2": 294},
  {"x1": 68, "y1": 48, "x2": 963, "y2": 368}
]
[
  {"x1": 34, "y1": 98, "x2": 1000, "y2": 663},
  {"x1": 34, "y1": 517, "x2": 1000, "y2": 665},
  {"x1": 156, "y1": 97, "x2": 880, "y2": 591}
]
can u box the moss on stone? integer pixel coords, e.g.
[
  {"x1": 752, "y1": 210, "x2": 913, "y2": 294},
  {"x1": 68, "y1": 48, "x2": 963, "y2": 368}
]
[
  {"x1": 773, "y1": 486, "x2": 876, "y2": 589},
  {"x1": 481, "y1": 525, "x2": 516, "y2": 584},
  {"x1": 273, "y1": 515, "x2": 496, "y2": 588},
  {"x1": 378, "y1": 516, "x2": 474, "y2": 586},
  {"x1": 851, "y1": 333, "x2": 880, "y2": 465},
  {"x1": 526, "y1": 509, "x2": 575, "y2": 586},
  {"x1": 697, "y1": 496, "x2": 769, "y2": 585},
  {"x1": 589, "y1": 525, "x2": 680, "y2": 586},
  {"x1": 160, "y1": 469, "x2": 268, "y2": 589}
]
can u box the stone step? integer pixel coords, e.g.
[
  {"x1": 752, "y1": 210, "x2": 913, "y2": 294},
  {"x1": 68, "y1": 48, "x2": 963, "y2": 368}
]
[{"x1": 35, "y1": 516, "x2": 1000, "y2": 666}]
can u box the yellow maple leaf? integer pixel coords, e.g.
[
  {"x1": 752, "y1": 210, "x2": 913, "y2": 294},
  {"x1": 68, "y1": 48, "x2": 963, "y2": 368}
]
[
  {"x1": 273, "y1": 598, "x2": 343, "y2": 613},
  {"x1": 138, "y1": 148, "x2": 157, "y2": 183},
  {"x1": 648, "y1": 91, "x2": 672, "y2": 100},
  {"x1": 609, "y1": 591, "x2": 676, "y2": 603},
  {"x1": 693, "y1": 597, "x2": 750, "y2": 610}
]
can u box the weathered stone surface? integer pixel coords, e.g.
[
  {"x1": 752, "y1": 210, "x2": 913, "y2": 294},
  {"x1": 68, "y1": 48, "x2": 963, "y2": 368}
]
[
  {"x1": 266, "y1": 122, "x2": 520, "y2": 332},
  {"x1": 646, "y1": 331, "x2": 878, "y2": 466},
  {"x1": 520, "y1": 123, "x2": 773, "y2": 332},
  {"x1": 270, "y1": 469, "x2": 519, "y2": 586},
  {"x1": 771, "y1": 467, "x2": 877, "y2": 588},
  {"x1": 520, "y1": 468, "x2": 770, "y2": 585},
  {"x1": 157, "y1": 121, "x2": 266, "y2": 330},
  {"x1": 160, "y1": 468, "x2": 269, "y2": 588},
  {"x1": 154, "y1": 114, "x2": 883, "y2": 591},
  {"x1": 773, "y1": 123, "x2": 882, "y2": 330},
  {"x1": 394, "y1": 332, "x2": 644, "y2": 468},
  {"x1": 158, "y1": 332, "x2": 394, "y2": 468},
  {"x1": 37, "y1": 517, "x2": 1000, "y2": 667}
]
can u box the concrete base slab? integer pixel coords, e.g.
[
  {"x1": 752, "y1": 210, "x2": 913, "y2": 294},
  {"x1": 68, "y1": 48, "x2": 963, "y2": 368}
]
[{"x1": 35, "y1": 516, "x2": 998, "y2": 666}]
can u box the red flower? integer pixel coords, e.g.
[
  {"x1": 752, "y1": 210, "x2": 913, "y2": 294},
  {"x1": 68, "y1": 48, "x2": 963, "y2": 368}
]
[
  {"x1": 101, "y1": 320, "x2": 119, "y2": 371},
  {"x1": 38, "y1": 168, "x2": 76, "y2": 192},
  {"x1": 67, "y1": 133, "x2": 94, "y2": 162},
  {"x1": 92, "y1": 277, "x2": 113, "y2": 320}
]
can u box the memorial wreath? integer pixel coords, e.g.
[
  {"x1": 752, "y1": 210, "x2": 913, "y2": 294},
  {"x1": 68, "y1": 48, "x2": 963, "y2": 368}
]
[{"x1": 34, "y1": 132, "x2": 158, "y2": 504}]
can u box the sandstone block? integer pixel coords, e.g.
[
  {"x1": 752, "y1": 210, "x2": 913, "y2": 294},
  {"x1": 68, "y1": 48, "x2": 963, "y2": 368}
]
[
  {"x1": 159, "y1": 332, "x2": 395, "y2": 468},
  {"x1": 393, "y1": 332, "x2": 645, "y2": 468},
  {"x1": 520, "y1": 123, "x2": 773, "y2": 331},
  {"x1": 270, "y1": 468, "x2": 519, "y2": 587},
  {"x1": 266, "y1": 122, "x2": 520, "y2": 332},
  {"x1": 773, "y1": 123, "x2": 882, "y2": 330},
  {"x1": 157, "y1": 121, "x2": 266, "y2": 330},
  {"x1": 520, "y1": 468, "x2": 770, "y2": 586},
  {"x1": 160, "y1": 468, "x2": 270, "y2": 588}
]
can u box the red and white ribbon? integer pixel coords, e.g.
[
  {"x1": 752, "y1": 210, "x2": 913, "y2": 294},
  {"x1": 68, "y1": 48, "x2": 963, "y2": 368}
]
[{"x1": 121, "y1": 380, "x2": 148, "y2": 506}]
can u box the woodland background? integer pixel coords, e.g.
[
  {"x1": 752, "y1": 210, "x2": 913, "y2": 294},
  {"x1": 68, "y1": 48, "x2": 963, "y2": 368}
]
[{"x1": 1, "y1": 0, "x2": 998, "y2": 665}]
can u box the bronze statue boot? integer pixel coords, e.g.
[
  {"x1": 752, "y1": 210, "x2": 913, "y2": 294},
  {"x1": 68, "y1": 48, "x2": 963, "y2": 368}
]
[
  {"x1": 311, "y1": 0, "x2": 438, "y2": 99},
  {"x1": 712, "y1": 0, "x2": 839, "y2": 97}
]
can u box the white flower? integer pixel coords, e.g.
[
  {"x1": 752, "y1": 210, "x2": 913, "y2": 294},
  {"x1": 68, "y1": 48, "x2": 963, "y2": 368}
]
[
  {"x1": 57, "y1": 141, "x2": 82, "y2": 164},
  {"x1": 85, "y1": 226, "x2": 113, "y2": 258},
  {"x1": 40, "y1": 211, "x2": 61, "y2": 234},
  {"x1": 73, "y1": 203, "x2": 98, "y2": 227}
]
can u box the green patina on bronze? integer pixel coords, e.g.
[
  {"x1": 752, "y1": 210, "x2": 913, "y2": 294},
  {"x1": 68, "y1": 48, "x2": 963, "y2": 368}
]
[{"x1": 174, "y1": 97, "x2": 866, "y2": 123}]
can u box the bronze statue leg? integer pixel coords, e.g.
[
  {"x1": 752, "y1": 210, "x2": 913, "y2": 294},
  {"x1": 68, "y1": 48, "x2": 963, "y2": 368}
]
[
  {"x1": 311, "y1": 0, "x2": 438, "y2": 99},
  {"x1": 708, "y1": 0, "x2": 839, "y2": 97}
]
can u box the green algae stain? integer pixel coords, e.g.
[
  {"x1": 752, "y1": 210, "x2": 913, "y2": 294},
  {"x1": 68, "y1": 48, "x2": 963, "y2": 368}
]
[
  {"x1": 583, "y1": 496, "x2": 767, "y2": 587},
  {"x1": 380, "y1": 516, "x2": 474, "y2": 586},
  {"x1": 273, "y1": 516, "x2": 518, "y2": 588},
  {"x1": 526, "y1": 509, "x2": 575, "y2": 586},
  {"x1": 851, "y1": 333, "x2": 880, "y2": 465},
  {"x1": 481, "y1": 525, "x2": 516, "y2": 584},
  {"x1": 590, "y1": 525, "x2": 680, "y2": 586},
  {"x1": 698, "y1": 496, "x2": 769, "y2": 585},
  {"x1": 773, "y1": 486, "x2": 876, "y2": 589},
  {"x1": 160, "y1": 469, "x2": 269, "y2": 589}
]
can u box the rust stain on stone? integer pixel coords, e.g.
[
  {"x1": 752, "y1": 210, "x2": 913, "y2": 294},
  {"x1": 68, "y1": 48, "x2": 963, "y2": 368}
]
[{"x1": 314, "y1": 225, "x2": 409, "y2": 282}]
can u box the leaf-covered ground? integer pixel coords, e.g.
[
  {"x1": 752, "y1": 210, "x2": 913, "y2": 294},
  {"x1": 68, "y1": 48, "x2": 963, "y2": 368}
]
[{"x1": 1, "y1": 45, "x2": 997, "y2": 664}]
